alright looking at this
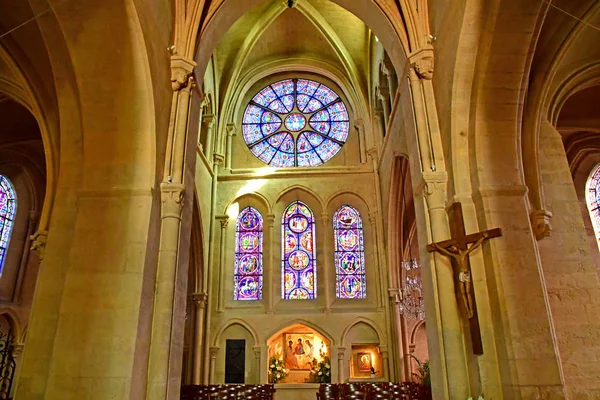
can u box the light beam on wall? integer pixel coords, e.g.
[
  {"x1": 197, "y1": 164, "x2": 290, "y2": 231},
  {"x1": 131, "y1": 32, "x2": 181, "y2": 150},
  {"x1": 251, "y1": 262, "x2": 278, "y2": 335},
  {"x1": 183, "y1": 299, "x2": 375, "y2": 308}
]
[
  {"x1": 236, "y1": 179, "x2": 266, "y2": 197},
  {"x1": 226, "y1": 202, "x2": 240, "y2": 219}
]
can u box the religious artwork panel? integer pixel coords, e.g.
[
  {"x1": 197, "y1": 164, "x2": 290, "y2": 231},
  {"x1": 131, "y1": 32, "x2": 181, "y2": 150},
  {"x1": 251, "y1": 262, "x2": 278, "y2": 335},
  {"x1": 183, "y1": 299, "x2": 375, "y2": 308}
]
[
  {"x1": 357, "y1": 352, "x2": 372, "y2": 372},
  {"x1": 242, "y1": 78, "x2": 350, "y2": 167},
  {"x1": 282, "y1": 201, "x2": 317, "y2": 299},
  {"x1": 283, "y1": 333, "x2": 316, "y2": 371},
  {"x1": 333, "y1": 205, "x2": 366, "y2": 299},
  {"x1": 234, "y1": 207, "x2": 264, "y2": 300},
  {"x1": 0, "y1": 176, "x2": 16, "y2": 273}
]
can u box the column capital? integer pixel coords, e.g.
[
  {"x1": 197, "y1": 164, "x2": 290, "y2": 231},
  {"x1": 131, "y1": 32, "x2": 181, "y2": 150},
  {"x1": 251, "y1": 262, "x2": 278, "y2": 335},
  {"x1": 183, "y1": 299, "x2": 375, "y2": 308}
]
[
  {"x1": 337, "y1": 347, "x2": 346, "y2": 359},
  {"x1": 266, "y1": 214, "x2": 276, "y2": 226},
  {"x1": 378, "y1": 345, "x2": 389, "y2": 357},
  {"x1": 30, "y1": 229, "x2": 48, "y2": 260},
  {"x1": 408, "y1": 49, "x2": 434, "y2": 81},
  {"x1": 530, "y1": 209, "x2": 553, "y2": 240},
  {"x1": 160, "y1": 182, "x2": 185, "y2": 220},
  {"x1": 11, "y1": 343, "x2": 24, "y2": 359},
  {"x1": 368, "y1": 211, "x2": 378, "y2": 226},
  {"x1": 226, "y1": 123, "x2": 237, "y2": 137},
  {"x1": 354, "y1": 118, "x2": 364, "y2": 132},
  {"x1": 253, "y1": 346, "x2": 261, "y2": 358},
  {"x1": 189, "y1": 292, "x2": 208, "y2": 308},
  {"x1": 319, "y1": 213, "x2": 330, "y2": 224},
  {"x1": 376, "y1": 85, "x2": 390, "y2": 102},
  {"x1": 367, "y1": 147, "x2": 378, "y2": 161},
  {"x1": 216, "y1": 214, "x2": 229, "y2": 229},
  {"x1": 209, "y1": 346, "x2": 219, "y2": 358},
  {"x1": 213, "y1": 153, "x2": 225, "y2": 166},
  {"x1": 202, "y1": 114, "x2": 216, "y2": 128},
  {"x1": 170, "y1": 55, "x2": 197, "y2": 91}
]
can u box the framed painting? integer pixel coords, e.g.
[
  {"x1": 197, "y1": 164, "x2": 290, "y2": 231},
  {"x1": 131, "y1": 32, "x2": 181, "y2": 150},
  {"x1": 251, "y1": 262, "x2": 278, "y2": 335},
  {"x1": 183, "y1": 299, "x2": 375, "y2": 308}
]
[
  {"x1": 283, "y1": 333, "x2": 316, "y2": 370},
  {"x1": 357, "y1": 352, "x2": 372, "y2": 372}
]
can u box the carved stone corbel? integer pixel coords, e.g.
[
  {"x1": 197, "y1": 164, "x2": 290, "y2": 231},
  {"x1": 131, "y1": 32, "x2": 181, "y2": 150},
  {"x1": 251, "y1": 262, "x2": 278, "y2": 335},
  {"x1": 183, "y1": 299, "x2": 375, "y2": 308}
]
[
  {"x1": 530, "y1": 209, "x2": 553, "y2": 240},
  {"x1": 30, "y1": 229, "x2": 48, "y2": 260},
  {"x1": 160, "y1": 182, "x2": 185, "y2": 220},
  {"x1": 189, "y1": 292, "x2": 208, "y2": 309},
  {"x1": 413, "y1": 57, "x2": 434, "y2": 80},
  {"x1": 170, "y1": 55, "x2": 197, "y2": 91}
]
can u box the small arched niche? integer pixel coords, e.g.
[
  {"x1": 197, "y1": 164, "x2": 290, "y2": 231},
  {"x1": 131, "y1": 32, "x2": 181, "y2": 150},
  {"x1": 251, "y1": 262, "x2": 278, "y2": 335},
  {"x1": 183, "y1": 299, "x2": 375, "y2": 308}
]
[
  {"x1": 343, "y1": 321, "x2": 383, "y2": 381},
  {"x1": 267, "y1": 323, "x2": 331, "y2": 384},
  {"x1": 214, "y1": 321, "x2": 259, "y2": 384}
]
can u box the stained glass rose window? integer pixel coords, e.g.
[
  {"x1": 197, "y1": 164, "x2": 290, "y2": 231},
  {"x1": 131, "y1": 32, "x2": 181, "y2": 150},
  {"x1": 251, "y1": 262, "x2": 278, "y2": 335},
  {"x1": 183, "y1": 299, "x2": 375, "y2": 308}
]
[{"x1": 242, "y1": 78, "x2": 350, "y2": 167}]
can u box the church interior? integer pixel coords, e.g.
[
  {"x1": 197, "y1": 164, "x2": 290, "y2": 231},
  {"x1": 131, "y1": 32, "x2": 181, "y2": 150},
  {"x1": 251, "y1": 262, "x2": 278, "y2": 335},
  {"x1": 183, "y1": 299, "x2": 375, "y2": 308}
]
[{"x1": 0, "y1": 0, "x2": 599, "y2": 399}]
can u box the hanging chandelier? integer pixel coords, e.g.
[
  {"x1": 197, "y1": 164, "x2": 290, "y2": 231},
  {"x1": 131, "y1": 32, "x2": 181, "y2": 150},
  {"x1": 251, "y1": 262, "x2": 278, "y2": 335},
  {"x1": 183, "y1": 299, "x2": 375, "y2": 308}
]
[
  {"x1": 398, "y1": 258, "x2": 425, "y2": 320},
  {"x1": 396, "y1": 162, "x2": 425, "y2": 321}
]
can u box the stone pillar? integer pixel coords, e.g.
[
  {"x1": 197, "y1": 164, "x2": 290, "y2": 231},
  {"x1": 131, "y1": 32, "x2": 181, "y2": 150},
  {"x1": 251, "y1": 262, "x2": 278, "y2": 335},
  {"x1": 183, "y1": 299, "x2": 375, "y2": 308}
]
[
  {"x1": 319, "y1": 213, "x2": 332, "y2": 311},
  {"x1": 225, "y1": 123, "x2": 236, "y2": 171},
  {"x1": 253, "y1": 346, "x2": 262, "y2": 384},
  {"x1": 13, "y1": 210, "x2": 38, "y2": 303},
  {"x1": 209, "y1": 347, "x2": 219, "y2": 384},
  {"x1": 216, "y1": 215, "x2": 229, "y2": 313},
  {"x1": 354, "y1": 119, "x2": 367, "y2": 164},
  {"x1": 146, "y1": 55, "x2": 196, "y2": 400},
  {"x1": 379, "y1": 345, "x2": 389, "y2": 381},
  {"x1": 203, "y1": 115, "x2": 216, "y2": 161},
  {"x1": 266, "y1": 214, "x2": 276, "y2": 313},
  {"x1": 376, "y1": 86, "x2": 391, "y2": 127},
  {"x1": 367, "y1": 211, "x2": 384, "y2": 309},
  {"x1": 190, "y1": 292, "x2": 208, "y2": 384},
  {"x1": 337, "y1": 347, "x2": 345, "y2": 383}
]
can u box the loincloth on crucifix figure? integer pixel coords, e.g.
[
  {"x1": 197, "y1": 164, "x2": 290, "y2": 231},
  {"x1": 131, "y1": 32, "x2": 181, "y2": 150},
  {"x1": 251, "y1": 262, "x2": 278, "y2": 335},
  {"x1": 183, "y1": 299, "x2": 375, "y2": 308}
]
[{"x1": 430, "y1": 231, "x2": 488, "y2": 319}]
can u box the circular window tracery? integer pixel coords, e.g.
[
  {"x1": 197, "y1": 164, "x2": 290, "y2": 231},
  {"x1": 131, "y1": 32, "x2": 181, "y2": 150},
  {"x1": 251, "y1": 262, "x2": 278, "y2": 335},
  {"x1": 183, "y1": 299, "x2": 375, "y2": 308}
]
[{"x1": 242, "y1": 78, "x2": 350, "y2": 167}]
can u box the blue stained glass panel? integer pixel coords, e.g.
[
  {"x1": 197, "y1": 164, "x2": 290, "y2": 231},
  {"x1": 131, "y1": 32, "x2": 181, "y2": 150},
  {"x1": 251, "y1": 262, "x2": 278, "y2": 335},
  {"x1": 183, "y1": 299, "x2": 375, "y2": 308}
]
[
  {"x1": 242, "y1": 124, "x2": 263, "y2": 144},
  {"x1": 234, "y1": 207, "x2": 264, "y2": 300},
  {"x1": 0, "y1": 176, "x2": 17, "y2": 274},
  {"x1": 242, "y1": 78, "x2": 350, "y2": 167},
  {"x1": 334, "y1": 205, "x2": 366, "y2": 299},
  {"x1": 282, "y1": 201, "x2": 317, "y2": 299}
]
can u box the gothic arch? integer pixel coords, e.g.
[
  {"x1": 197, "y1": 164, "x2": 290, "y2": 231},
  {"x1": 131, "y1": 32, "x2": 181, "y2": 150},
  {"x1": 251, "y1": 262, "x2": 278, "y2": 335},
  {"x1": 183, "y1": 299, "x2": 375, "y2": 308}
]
[
  {"x1": 0, "y1": 308, "x2": 23, "y2": 343},
  {"x1": 267, "y1": 319, "x2": 336, "y2": 347},
  {"x1": 340, "y1": 317, "x2": 384, "y2": 347},
  {"x1": 325, "y1": 191, "x2": 372, "y2": 213},
  {"x1": 274, "y1": 185, "x2": 325, "y2": 211},
  {"x1": 212, "y1": 318, "x2": 260, "y2": 347},
  {"x1": 222, "y1": 192, "x2": 272, "y2": 216}
]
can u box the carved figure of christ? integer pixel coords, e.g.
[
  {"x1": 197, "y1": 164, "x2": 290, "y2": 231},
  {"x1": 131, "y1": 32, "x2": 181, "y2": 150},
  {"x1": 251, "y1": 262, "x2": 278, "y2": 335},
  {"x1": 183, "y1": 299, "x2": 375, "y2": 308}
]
[{"x1": 426, "y1": 202, "x2": 502, "y2": 355}]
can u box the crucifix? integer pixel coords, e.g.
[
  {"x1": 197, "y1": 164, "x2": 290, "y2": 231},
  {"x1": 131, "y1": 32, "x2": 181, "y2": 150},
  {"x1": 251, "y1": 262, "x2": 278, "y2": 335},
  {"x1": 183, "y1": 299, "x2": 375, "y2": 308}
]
[{"x1": 426, "y1": 202, "x2": 502, "y2": 355}]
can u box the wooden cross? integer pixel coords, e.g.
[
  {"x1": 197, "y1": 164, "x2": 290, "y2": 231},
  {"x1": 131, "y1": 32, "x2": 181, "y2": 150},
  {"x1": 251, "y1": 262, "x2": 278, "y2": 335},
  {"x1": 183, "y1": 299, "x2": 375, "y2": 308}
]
[{"x1": 426, "y1": 202, "x2": 502, "y2": 355}]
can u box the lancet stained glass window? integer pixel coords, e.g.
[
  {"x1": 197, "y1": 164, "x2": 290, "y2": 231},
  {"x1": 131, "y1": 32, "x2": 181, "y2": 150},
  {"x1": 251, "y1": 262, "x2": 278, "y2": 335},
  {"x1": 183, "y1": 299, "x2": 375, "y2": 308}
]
[
  {"x1": 334, "y1": 205, "x2": 366, "y2": 299},
  {"x1": 0, "y1": 176, "x2": 16, "y2": 274},
  {"x1": 234, "y1": 207, "x2": 264, "y2": 300},
  {"x1": 242, "y1": 78, "x2": 350, "y2": 168},
  {"x1": 586, "y1": 164, "x2": 600, "y2": 252},
  {"x1": 282, "y1": 201, "x2": 317, "y2": 299}
]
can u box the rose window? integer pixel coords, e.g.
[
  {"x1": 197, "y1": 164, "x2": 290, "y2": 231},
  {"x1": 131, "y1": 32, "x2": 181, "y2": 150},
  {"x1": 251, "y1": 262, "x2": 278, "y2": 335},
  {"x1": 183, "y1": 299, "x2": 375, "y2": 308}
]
[{"x1": 242, "y1": 78, "x2": 350, "y2": 167}]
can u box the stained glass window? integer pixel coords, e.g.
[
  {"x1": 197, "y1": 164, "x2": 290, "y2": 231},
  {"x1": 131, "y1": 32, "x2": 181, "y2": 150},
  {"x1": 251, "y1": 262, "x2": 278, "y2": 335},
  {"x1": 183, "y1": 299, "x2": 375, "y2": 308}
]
[
  {"x1": 0, "y1": 176, "x2": 16, "y2": 274},
  {"x1": 234, "y1": 207, "x2": 264, "y2": 300},
  {"x1": 242, "y1": 78, "x2": 350, "y2": 168},
  {"x1": 282, "y1": 201, "x2": 317, "y2": 299},
  {"x1": 586, "y1": 164, "x2": 600, "y2": 252},
  {"x1": 334, "y1": 205, "x2": 366, "y2": 299}
]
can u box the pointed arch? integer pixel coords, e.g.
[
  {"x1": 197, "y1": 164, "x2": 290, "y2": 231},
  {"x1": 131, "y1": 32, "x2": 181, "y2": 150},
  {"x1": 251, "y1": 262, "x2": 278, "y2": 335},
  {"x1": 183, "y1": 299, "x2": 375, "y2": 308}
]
[
  {"x1": 267, "y1": 319, "x2": 335, "y2": 347},
  {"x1": 234, "y1": 206, "x2": 264, "y2": 300},
  {"x1": 0, "y1": 175, "x2": 17, "y2": 273},
  {"x1": 340, "y1": 317, "x2": 385, "y2": 347},
  {"x1": 212, "y1": 318, "x2": 260, "y2": 347},
  {"x1": 282, "y1": 201, "x2": 316, "y2": 299},
  {"x1": 334, "y1": 205, "x2": 366, "y2": 299}
]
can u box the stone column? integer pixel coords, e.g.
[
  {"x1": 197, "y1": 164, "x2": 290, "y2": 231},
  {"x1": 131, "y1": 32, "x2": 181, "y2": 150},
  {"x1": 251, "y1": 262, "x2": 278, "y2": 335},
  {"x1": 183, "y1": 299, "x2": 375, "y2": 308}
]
[
  {"x1": 216, "y1": 215, "x2": 229, "y2": 313},
  {"x1": 266, "y1": 214, "x2": 276, "y2": 313},
  {"x1": 367, "y1": 211, "x2": 384, "y2": 309},
  {"x1": 190, "y1": 292, "x2": 208, "y2": 384},
  {"x1": 209, "y1": 347, "x2": 219, "y2": 384},
  {"x1": 379, "y1": 345, "x2": 389, "y2": 380},
  {"x1": 146, "y1": 54, "x2": 196, "y2": 399},
  {"x1": 354, "y1": 119, "x2": 367, "y2": 164},
  {"x1": 376, "y1": 86, "x2": 391, "y2": 127},
  {"x1": 337, "y1": 347, "x2": 345, "y2": 383},
  {"x1": 319, "y1": 213, "x2": 332, "y2": 311},
  {"x1": 225, "y1": 123, "x2": 236, "y2": 171},
  {"x1": 13, "y1": 210, "x2": 38, "y2": 303},
  {"x1": 253, "y1": 346, "x2": 262, "y2": 384},
  {"x1": 203, "y1": 114, "x2": 216, "y2": 161}
]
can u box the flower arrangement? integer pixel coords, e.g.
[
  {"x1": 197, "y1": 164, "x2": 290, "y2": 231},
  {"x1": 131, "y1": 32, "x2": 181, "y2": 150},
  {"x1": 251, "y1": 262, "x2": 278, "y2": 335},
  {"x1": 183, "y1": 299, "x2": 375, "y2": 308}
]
[
  {"x1": 306, "y1": 354, "x2": 331, "y2": 383},
  {"x1": 268, "y1": 355, "x2": 289, "y2": 384}
]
